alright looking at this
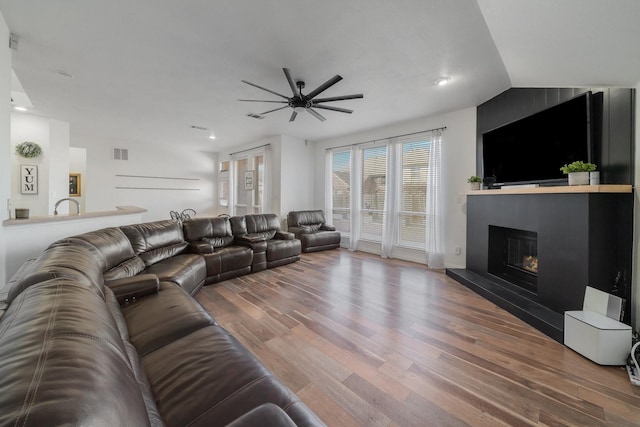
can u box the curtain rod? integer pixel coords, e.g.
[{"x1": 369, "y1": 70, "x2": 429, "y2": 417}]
[
  {"x1": 229, "y1": 143, "x2": 270, "y2": 156},
  {"x1": 325, "y1": 126, "x2": 446, "y2": 151}
]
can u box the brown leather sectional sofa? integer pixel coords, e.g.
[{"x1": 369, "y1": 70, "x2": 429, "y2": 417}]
[{"x1": 0, "y1": 214, "x2": 323, "y2": 427}]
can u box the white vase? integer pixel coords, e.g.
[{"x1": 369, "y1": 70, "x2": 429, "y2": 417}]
[
  {"x1": 470, "y1": 181, "x2": 481, "y2": 191},
  {"x1": 568, "y1": 172, "x2": 589, "y2": 186}
]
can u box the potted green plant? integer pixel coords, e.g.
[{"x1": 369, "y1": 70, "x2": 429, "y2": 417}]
[
  {"x1": 560, "y1": 161, "x2": 597, "y2": 186},
  {"x1": 467, "y1": 175, "x2": 482, "y2": 191}
]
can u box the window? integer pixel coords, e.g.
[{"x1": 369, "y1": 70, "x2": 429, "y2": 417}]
[
  {"x1": 233, "y1": 151, "x2": 265, "y2": 215},
  {"x1": 327, "y1": 131, "x2": 437, "y2": 254},
  {"x1": 361, "y1": 146, "x2": 387, "y2": 241},
  {"x1": 331, "y1": 151, "x2": 351, "y2": 233},
  {"x1": 399, "y1": 140, "x2": 429, "y2": 248}
]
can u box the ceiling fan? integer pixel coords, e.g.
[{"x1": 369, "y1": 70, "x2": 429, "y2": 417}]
[{"x1": 239, "y1": 68, "x2": 363, "y2": 122}]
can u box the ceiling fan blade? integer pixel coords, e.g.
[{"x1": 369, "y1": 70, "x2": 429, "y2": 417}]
[
  {"x1": 289, "y1": 111, "x2": 297, "y2": 122},
  {"x1": 238, "y1": 99, "x2": 288, "y2": 103},
  {"x1": 313, "y1": 94, "x2": 364, "y2": 103},
  {"x1": 307, "y1": 108, "x2": 326, "y2": 122},
  {"x1": 313, "y1": 104, "x2": 353, "y2": 114},
  {"x1": 241, "y1": 80, "x2": 290, "y2": 100},
  {"x1": 306, "y1": 75, "x2": 343, "y2": 99},
  {"x1": 283, "y1": 68, "x2": 299, "y2": 97},
  {"x1": 260, "y1": 106, "x2": 289, "y2": 115}
]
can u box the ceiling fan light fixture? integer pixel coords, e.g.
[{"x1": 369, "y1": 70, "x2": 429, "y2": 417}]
[
  {"x1": 293, "y1": 106, "x2": 306, "y2": 113},
  {"x1": 434, "y1": 77, "x2": 451, "y2": 86}
]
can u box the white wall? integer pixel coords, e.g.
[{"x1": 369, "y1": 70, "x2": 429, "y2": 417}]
[
  {"x1": 0, "y1": 12, "x2": 11, "y2": 282},
  {"x1": 313, "y1": 107, "x2": 477, "y2": 268},
  {"x1": 10, "y1": 114, "x2": 53, "y2": 217},
  {"x1": 279, "y1": 135, "x2": 313, "y2": 225},
  {"x1": 71, "y1": 129, "x2": 218, "y2": 222},
  {"x1": 633, "y1": 82, "x2": 640, "y2": 331},
  {"x1": 69, "y1": 147, "x2": 87, "y2": 212},
  {"x1": 47, "y1": 119, "x2": 70, "y2": 214}
]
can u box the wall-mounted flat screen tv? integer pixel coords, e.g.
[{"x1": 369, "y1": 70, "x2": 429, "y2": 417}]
[{"x1": 482, "y1": 91, "x2": 593, "y2": 186}]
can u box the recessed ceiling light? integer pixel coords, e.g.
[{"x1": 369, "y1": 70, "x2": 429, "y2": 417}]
[
  {"x1": 434, "y1": 77, "x2": 451, "y2": 86},
  {"x1": 13, "y1": 106, "x2": 27, "y2": 112},
  {"x1": 209, "y1": 134, "x2": 216, "y2": 140}
]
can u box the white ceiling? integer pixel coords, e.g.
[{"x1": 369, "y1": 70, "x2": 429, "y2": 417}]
[{"x1": 1, "y1": 0, "x2": 639, "y2": 152}]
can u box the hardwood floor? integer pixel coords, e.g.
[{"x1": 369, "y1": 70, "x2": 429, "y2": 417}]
[{"x1": 195, "y1": 249, "x2": 640, "y2": 426}]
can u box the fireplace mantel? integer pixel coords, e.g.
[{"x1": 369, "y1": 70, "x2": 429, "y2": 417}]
[{"x1": 468, "y1": 184, "x2": 631, "y2": 196}]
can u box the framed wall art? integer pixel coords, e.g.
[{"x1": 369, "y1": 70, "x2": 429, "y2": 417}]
[
  {"x1": 20, "y1": 165, "x2": 38, "y2": 194},
  {"x1": 69, "y1": 173, "x2": 81, "y2": 196},
  {"x1": 244, "y1": 170, "x2": 254, "y2": 191}
]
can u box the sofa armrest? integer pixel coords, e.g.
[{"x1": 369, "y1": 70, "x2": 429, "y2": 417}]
[
  {"x1": 320, "y1": 224, "x2": 337, "y2": 231},
  {"x1": 188, "y1": 240, "x2": 214, "y2": 254},
  {"x1": 106, "y1": 274, "x2": 160, "y2": 305},
  {"x1": 275, "y1": 231, "x2": 295, "y2": 240},
  {"x1": 235, "y1": 234, "x2": 268, "y2": 252}
]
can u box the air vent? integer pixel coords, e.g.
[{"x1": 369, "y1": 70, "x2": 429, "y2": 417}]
[
  {"x1": 9, "y1": 33, "x2": 18, "y2": 50},
  {"x1": 113, "y1": 147, "x2": 129, "y2": 160},
  {"x1": 246, "y1": 113, "x2": 265, "y2": 120}
]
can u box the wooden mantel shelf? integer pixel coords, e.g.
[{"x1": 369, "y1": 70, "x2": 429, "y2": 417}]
[{"x1": 468, "y1": 184, "x2": 632, "y2": 196}]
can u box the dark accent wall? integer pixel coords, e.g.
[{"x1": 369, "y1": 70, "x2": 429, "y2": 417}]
[{"x1": 477, "y1": 88, "x2": 635, "y2": 184}]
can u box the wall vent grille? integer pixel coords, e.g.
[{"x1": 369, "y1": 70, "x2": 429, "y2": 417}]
[{"x1": 113, "y1": 148, "x2": 129, "y2": 160}]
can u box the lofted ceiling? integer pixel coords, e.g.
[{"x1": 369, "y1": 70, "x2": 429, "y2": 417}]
[{"x1": 1, "y1": 0, "x2": 639, "y2": 152}]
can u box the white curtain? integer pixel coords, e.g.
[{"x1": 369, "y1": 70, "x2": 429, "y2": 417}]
[
  {"x1": 324, "y1": 150, "x2": 333, "y2": 222},
  {"x1": 349, "y1": 145, "x2": 362, "y2": 251},
  {"x1": 262, "y1": 145, "x2": 270, "y2": 213},
  {"x1": 381, "y1": 139, "x2": 400, "y2": 258},
  {"x1": 228, "y1": 153, "x2": 237, "y2": 216},
  {"x1": 425, "y1": 129, "x2": 444, "y2": 268}
]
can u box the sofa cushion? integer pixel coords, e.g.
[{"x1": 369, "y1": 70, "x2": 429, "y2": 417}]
[
  {"x1": 0, "y1": 278, "x2": 152, "y2": 427},
  {"x1": 121, "y1": 282, "x2": 215, "y2": 357},
  {"x1": 297, "y1": 231, "x2": 341, "y2": 253},
  {"x1": 141, "y1": 324, "x2": 323, "y2": 427},
  {"x1": 6, "y1": 241, "x2": 105, "y2": 304},
  {"x1": 266, "y1": 239, "x2": 301, "y2": 262},
  {"x1": 183, "y1": 217, "x2": 233, "y2": 242},
  {"x1": 121, "y1": 220, "x2": 188, "y2": 266},
  {"x1": 287, "y1": 210, "x2": 327, "y2": 228},
  {"x1": 66, "y1": 227, "x2": 138, "y2": 272},
  {"x1": 104, "y1": 256, "x2": 147, "y2": 281},
  {"x1": 245, "y1": 213, "x2": 281, "y2": 234},
  {"x1": 225, "y1": 403, "x2": 297, "y2": 427}
]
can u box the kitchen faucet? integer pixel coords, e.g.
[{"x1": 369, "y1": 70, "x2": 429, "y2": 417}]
[{"x1": 54, "y1": 198, "x2": 80, "y2": 215}]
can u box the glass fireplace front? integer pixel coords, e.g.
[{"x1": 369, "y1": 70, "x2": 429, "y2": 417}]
[{"x1": 488, "y1": 226, "x2": 538, "y2": 294}]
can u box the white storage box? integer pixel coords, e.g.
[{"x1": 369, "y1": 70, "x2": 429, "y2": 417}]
[{"x1": 564, "y1": 310, "x2": 631, "y2": 365}]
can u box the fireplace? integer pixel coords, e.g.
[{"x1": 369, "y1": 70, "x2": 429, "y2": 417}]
[
  {"x1": 446, "y1": 191, "x2": 633, "y2": 342},
  {"x1": 488, "y1": 226, "x2": 538, "y2": 294}
]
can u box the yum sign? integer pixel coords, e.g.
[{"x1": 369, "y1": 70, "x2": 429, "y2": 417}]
[{"x1": 20, "y1": 165, "x2": 38, "y2": 194}]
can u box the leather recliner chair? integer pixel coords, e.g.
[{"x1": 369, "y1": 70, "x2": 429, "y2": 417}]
[
  {"x1": 230, "y1": 214, "x2": 301, "y2": 271},
  {"x1": 287, "y1": 210, "x2": 341, "y2": 253}
]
